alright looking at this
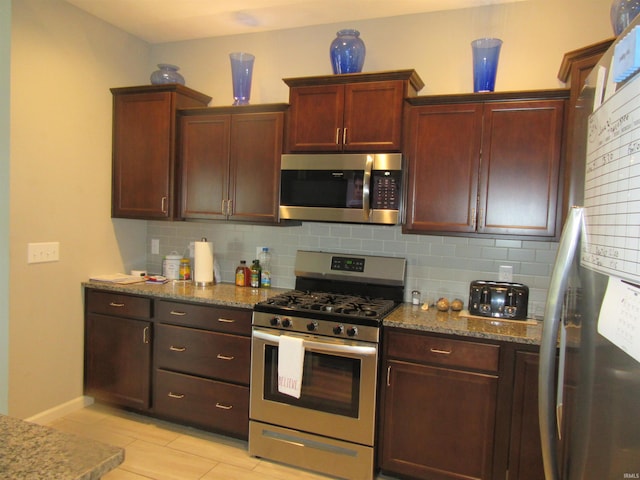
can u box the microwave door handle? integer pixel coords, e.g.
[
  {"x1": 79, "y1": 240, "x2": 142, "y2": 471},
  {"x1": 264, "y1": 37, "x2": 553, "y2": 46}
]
[{"x1": 362, "y1": 155, "x2": 373, "y2": 221}]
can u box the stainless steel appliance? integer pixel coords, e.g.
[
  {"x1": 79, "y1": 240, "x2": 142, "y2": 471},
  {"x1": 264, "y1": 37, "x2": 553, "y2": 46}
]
[
  {"x1": 468, "y1": 280, "x2": 529, "y2": 319},
  {"x1": 539, "y1": 23, "x2": 640, "y2": 480},
  {"x1": 279, "y1": 153, "x2": 402, "y2": 225},
  {"x1": 249, "y1": 250, "x2": 406, "y2": 480}
]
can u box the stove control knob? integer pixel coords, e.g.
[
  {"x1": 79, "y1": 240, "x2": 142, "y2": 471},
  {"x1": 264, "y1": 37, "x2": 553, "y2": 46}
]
[
  {"x1": 281, "y1": 318, "x2": 292, "y2": 328},
  {"x1": 269, "y1": 317, "x2": 281, "y2": 326},
  {"x1": 346, "y1": 326, "x2": 358, "y2": 337},
  {"x1": 306, "y1": 321, "x2": 318, "y2": 332},
  {"x1": 333, "y1": 324, "x2": 344, "y2": 335}
]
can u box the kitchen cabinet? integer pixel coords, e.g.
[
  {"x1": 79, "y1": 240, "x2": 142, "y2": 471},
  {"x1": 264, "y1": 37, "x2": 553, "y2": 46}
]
[
  {"x1": 379, "y1": 328, "x2": 500, "y2": 480},
  {"x1": 283, "y1": 70, "x2": 423, "y2": 153},
  {"x1": 84, "y1": 289, "x2": 152, "y2": 410},
  {"x1": 153, "y1": 299, "x2": 252, "y2": 438},
  {"x1": 403, "y1": 90, "x2": 568, "y2": 239},
  {"x1": 111, "y1": 85, "x2": 211, "y2": 220},
  {"x1": 557, "y1": 39, "x2": 614, "y2": 225},
  {"x1": 178, "y1": 104, "x2": 286, "y2": 223}
]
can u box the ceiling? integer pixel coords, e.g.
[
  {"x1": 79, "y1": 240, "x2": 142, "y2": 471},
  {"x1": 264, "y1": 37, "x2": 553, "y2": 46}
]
[{"x1": 65, "y1": 0, "x2": 527, "y2": 44}]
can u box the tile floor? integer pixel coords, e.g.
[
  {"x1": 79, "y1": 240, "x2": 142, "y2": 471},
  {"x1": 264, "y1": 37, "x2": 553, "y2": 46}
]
[{"x1": 47, "y1": 404, "x2": 397, "y2": 480}]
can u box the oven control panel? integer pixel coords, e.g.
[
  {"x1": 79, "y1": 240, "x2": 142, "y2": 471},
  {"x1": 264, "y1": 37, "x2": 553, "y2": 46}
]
[{"x1": 331, "y1": 256, "x2": 365, "y2": 272}]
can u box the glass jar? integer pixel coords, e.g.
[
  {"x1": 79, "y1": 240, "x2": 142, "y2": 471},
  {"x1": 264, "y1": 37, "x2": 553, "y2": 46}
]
[
  {"x1": 150, "y1": 64, "x2": 185, "y2": 85},
  {"x1": 179, "y1": 258, "x2": 191, "y2": 281}
]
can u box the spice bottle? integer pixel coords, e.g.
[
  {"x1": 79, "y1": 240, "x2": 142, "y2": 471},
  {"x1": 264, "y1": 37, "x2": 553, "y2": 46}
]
[{"x1": 250, "y1": 259, "x2": 262, "y2": 288}]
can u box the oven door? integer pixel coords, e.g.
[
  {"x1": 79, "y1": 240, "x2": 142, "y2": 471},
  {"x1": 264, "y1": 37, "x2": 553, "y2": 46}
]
[{"x1": 250, "y1": 326, "x2": 378, "y2": 446}]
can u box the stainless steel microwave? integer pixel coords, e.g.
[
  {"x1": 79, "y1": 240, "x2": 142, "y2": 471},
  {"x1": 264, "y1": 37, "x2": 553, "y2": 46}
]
[{"x1": 279, "y1": 153, "x2": 402, "y2": 225}]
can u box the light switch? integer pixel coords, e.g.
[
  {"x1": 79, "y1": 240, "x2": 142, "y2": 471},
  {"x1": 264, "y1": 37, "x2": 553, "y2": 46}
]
[{"x1": 27, "y1": 242, "x2": 60, "y2": 264}]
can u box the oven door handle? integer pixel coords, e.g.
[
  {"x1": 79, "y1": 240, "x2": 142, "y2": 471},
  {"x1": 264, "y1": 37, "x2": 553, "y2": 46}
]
[{"x1": 252, "y1": 329, "x2": 377, "y2": 356}]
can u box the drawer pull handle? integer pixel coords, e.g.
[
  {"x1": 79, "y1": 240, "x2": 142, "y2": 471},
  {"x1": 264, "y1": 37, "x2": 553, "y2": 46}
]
[
  {"x1": 168, "y1": 392, "x2": 185, "y2": 399},
  {"x1": 215, "y1": 403, "x2": 233, "y2": 410},
  {"x1": 218, "y1": 318, "x2": 236, "y2": 323},
  {"x1": 430, "y1": 347, "x2": 452, "y2": 355},
  {"x1": 143, "y1": 326, "x2": 150, "y2": 344},
  {"x1": 169, "y1": 345, "x2": 186, "y2": 352},
  {"x1": 217, "y1": 354, "x2": 234, "y2": 361},
  {"x1": 109, "y1": 302, "x2": 125, "y2": 307},
  {"x1": 170, "y1": 310, "x2": 187, "y2": 316}
]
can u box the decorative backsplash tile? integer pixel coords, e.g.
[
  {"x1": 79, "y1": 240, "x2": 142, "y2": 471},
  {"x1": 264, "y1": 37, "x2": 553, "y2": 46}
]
[{"x1": 146, "y1": 221, "x2": 557, "y2": 319}]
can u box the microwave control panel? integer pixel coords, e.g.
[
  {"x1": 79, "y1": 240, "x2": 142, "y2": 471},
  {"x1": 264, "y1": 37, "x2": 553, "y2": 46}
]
[{"x1": 371, "y1": 172, "x2": 400, "y2": 209}]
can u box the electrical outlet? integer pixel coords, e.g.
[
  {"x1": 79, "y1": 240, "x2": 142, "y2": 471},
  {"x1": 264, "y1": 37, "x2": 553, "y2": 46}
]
[
  {"x1": 499, "y1": 265, "x2": 513, "y2": 282},
  {"x1": 151, "y1": 239, "x2": 160, "y2": 255},
  {"x1": 27, "y1": 242, "x2": 60, "y2": 264}
]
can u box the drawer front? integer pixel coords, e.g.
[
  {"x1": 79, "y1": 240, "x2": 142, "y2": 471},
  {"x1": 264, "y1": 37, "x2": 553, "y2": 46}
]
[
  {"x1": 155, "y1": 323, "x2": 250, "y2": 384},
  {"x1": 154, "y1": 369, "x2": 249, "y2": 438},
  {"x1": 86, "y1": 289, "x2": 151, "y2": 320},
  {"x1": 155, "y1": 300, "x2": 251, "y2": 335},
  {"x1": 386, "y1": 329, "x2": 500, "y2": 372}
]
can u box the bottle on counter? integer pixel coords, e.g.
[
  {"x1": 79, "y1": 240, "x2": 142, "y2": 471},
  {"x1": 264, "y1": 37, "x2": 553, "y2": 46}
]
[
  {"x1": 259, "y1": 247, "x2": 272, "y2": 288},
  {"x1": 250, "y1": 259, "x2": 262, "y2": 288},
  {"x1": 179, "y1": 258, "x2": 192, "y2": 281},
  {"x1": 235, "y1": 260, "x2": 250, "y2": 287}
]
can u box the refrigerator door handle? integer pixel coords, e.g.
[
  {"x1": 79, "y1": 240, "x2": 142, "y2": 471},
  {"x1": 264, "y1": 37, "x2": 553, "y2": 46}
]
[{"x1": 539, "y1": 206, "x2": 584, "y2": 480}]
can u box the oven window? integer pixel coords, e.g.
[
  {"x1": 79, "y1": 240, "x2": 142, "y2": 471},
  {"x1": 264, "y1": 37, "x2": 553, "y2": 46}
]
[{"x1": 263, "y1": 345, "x2": 360, "y2": 418}]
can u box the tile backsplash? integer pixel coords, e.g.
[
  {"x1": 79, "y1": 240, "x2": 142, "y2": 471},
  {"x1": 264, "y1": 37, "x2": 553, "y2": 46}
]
[{"x1": 146, "y1": 221, "x2": 558, "y2": 319}]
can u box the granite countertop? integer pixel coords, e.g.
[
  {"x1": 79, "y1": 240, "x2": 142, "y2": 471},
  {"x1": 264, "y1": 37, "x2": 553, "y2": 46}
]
[
  {"x1": 384, "y1": 304, "x2": 543, "y2": 345},
  {"x1": 83, "y1": 280, "x2": 291, "y2": 309},
  {"x1": 0, "y1": 414, "x2": 124, "y2": 479},
  {"x1": 83, "y1": 281, "x2": 542, "y2": 344}
]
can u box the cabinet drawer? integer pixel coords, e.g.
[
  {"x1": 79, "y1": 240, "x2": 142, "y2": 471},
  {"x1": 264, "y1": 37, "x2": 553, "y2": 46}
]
[
  {"x1": 155, "y1": 300, "x2": 251, "y2": 335},
  {"x1": 86, "y1": 289, "x2": 151, "y2": 320},
  {"x1": 386, "y1": 330, "x2": 500, "y2": 372},
  {"x1": 155, "y1": 323, "x2": 250, "y2": 384},
  {"x1": 154, "y1": 369, "x2": 249, "y2": 438}
]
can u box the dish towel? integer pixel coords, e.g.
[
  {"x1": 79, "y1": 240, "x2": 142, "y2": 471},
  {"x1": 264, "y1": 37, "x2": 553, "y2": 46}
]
[{"x1": 278, "y1": 335, "x2": 305, "y2": 398}]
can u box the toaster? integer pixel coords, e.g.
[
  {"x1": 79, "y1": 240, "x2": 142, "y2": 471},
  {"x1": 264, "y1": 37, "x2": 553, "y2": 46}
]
[{"x1": 468, "y1": 280, "x2": 529, "y2": 320}]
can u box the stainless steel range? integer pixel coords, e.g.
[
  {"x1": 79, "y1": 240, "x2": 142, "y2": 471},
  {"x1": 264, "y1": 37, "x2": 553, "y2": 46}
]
[{"x1": 249, "y1": 250, "x2": 406, "y2": 480}]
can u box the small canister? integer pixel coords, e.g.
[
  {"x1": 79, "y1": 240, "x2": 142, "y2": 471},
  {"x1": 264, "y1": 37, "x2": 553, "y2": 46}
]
[
  {"x1": 179, "y1": 258, "x2": 191, "y2": 280},
  {"x1": 164, "y1": 253, "x2": 182, "y2": 280},
  {"x1": 412, "y1": 290, "x2": 421, "y2": 305}
]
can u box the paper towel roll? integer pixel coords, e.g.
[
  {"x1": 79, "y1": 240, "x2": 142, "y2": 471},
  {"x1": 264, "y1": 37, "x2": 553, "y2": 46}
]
[{"x1": 194, "y1": 239, "x2": 214, "y2": 286}]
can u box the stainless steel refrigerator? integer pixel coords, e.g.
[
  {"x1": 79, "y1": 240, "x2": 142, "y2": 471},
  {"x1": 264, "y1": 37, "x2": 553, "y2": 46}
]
[{"x1": 539, "y1": 22, "x2": 640, "y2": 480}]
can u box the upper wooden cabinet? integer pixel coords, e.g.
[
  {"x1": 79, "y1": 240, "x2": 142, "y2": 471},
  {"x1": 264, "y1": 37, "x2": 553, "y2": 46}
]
[
  {"x1": 557, "y1": 39, "x2": 614, "y2": 224},
  {"x1": 403, "y1": 90, "x2": 568, "y2": 239},
  {"x1": 178, "y1": 104, "x2": 287, "y2": 223},
  {"x1": 283, "y1": 70, "x2": 424, "y2": 153},
  {"x1": 111, "y1": 85, "x2": 211, "y2": 220}
]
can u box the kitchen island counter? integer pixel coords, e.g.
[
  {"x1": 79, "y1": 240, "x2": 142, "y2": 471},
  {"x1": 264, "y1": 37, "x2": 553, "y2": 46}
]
[
  {"x1": 384, "y1": 303, "x2": 542, "y2": 345},
  {"x1": 82, "y1": 280, "x2": 290, "y2": 309},
  {"x1": 0, "y1": 414, "x2": 124, "y2": 479}
]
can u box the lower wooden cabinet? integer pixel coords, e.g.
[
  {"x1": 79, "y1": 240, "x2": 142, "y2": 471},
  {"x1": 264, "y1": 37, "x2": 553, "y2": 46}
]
[
  {"x1": 379, "y1": 328, "x2": 546, "y2": 480},
  {"x1": 84, "y1": 288, "x2": 252, "y2": 439},
  {"x1": 379, "y1": 329, "x2": 499, "y2": 480},
  {"x1": 84, "y1": 290, "x2": 152, "y2": 410},
  {"x1": 152, "y1": 299, "x2": 252, "y2": 438}
]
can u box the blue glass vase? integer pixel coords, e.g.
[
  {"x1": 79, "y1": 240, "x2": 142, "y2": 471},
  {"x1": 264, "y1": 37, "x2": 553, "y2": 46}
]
[
  {"x1": 229, "y1": 52, "x2": 255, "y2": 105},
  {"x1": 611, "y1": 0, "x2": 640, "y2": 35},
  {"x1": 330, "y1": 29, "x2": 366, "y2": 74},
  {"x1": 150, "y1": 64, "x2": 185, "y2": 85}
]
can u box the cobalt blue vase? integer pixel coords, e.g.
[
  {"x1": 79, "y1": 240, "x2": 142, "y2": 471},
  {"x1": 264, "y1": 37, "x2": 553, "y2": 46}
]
[
  {"x1": 611, "y1": 0, "x2": 640, "y2": 35},
  {"x1": 150, "y1": 64, "x2": 185, "y2": 85},
  {"x1": 330, "y1": 29, "x2": 366, "y2": 74}
]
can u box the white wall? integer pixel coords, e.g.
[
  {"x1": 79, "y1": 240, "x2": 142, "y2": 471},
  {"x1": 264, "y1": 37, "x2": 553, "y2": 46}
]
[
  {"x1": 150, "y1": 0, "x2": 614, "y2": 104},
  {"x1": 8, "y1": 0, "x2": 149, "y2": 418}
]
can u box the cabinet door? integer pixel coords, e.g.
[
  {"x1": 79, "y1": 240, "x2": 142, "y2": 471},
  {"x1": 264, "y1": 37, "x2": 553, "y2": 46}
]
[
  {"x1": 180, "y1": 114, "x2": 230, "y2": 220},
  {"x1": 380, "y1": 359, "x2": 498, "y2": 480},
  {"x1": 509, "y1": 351, "x2": 545, "y2": 480},
  {"x1": 343, "y1": 80, "x2": 404, "y2": 151},
  {"x1": 286, "y1": 85, "x2": 344, "y2": 152},
  {"x1": 479, "y1": 100, "x2": 564, "y2": 236},
  {"x1": 229, "y1": 112, "x2": 283, "y2": 222},
  {"x1": 84, "y1": 313, "x2": 151, "y2": 410},
  {"x1": 112, "y1": 92, "x2": 173, "y2": 219},
  {"x1": 403, "y1": 103, "x2": 482, "y2": 234}
]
